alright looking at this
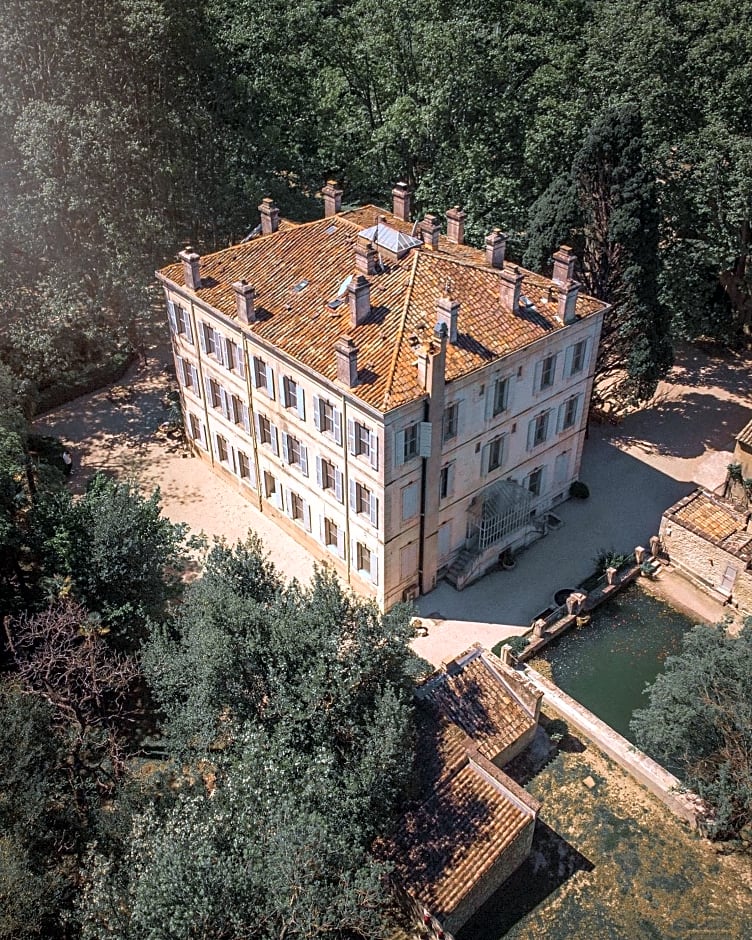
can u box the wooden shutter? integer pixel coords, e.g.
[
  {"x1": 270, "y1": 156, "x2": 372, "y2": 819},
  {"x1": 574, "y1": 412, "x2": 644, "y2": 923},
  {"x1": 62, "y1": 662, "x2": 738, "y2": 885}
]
[
  {"x1": 315, "y1": 456, "x2": 323, "y2": 488},
  {"x1": 312, "y1": 395, "x2": 322, "y2": 431},
  {"x1": 394, "y1": 429, "x2": 405, "y2": 467},
  {"x1": 418, "y1": 422, "x2": 432, "y2": 458},
  {"x1": 241, "y1": 403, "x2": 251, "y2": 434},
  {"x1": 296, "y1": 388, "x2": 305, "y2": 421},
  {"x1": 564, "y1": 344, "x2": 574, "y2": 378},
  {"x1": 204, "y1": 375, "x2": 213, "y2": 404},
  {"x1": 265, "y1": 364, "x2": 275, "y2": 399},
  {"x1": 369, "y1": 549, "x2": 379, "y2": 584},
  {"x1": 234, "y1": 343, "x2": 245, "y2": 377},
  {"x1": 349, "y1": 479, "x2": 357, "y2": 511},
  {"x1": 347, "y1": 418, "x2": 356, "y2": 455},
  {"x1": 304, "y1": 501, "x2": 312, "y2": 532},
  {"x1": 401, "y1": 483, "x2": 418, "y2": 521},
  {"x1": 336, "y1": 525, "x2": 345, "y2": 558},
  {"x1": 333, "y1": 407, "x2": 342, "y2": 445},
  {"x1": 369, "y1": 431, "x2": 379, "y2": 469},
  {"x1": 319, "y1": 514, "x2": 326, "y2": 544},
  {"x1": 174, "y1": 355, "x2": 186, "y2": 385},
  {"x1": 481, "y1": 442, "x2": 490, "y2": 475},
  {"x1": 527, "y1": 418, "x2": 536, "y2": 451},
  {"x1": 299, "y1": 444, "x2": 308, "y2": 477},
  {"x1": 198, "y1": 323, "x2": 207, "y2": 353},
  {"x1": 533, "y1": 359, "x2": 543, "y2": 393},
  {"x1": 281, "y1": 431, "x2": 290, "y2": 464},
  {"x1": 167, "y1": 300, "x2": 177, "y2": 333},
  {"x1": 438, "y1": 522, "x2": 452, "y2": 559},
  {"x1": 369, "y1": 493, "x2": 378, "y2": 527},
  {"x1": 270, "y1": 425, "x2": 279, "y2": 457},
  {"x1": 557, "y1": 402, "x2": 566, "y2": 433},
  {"x1": 214, "y1": 331, "x2": 225, "y2": 366}
]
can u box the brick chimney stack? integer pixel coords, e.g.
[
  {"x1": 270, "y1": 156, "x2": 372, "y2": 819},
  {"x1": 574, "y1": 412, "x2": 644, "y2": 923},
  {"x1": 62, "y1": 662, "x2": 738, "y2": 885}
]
[
  {"x1": 485, "y1": 229, "x2": 506, "y2": 269},
  {"x1": 335, "y1": 335, "x2": 359, "y2": 387},
  {"x1": 500, "y1": 267, "x2": 524, "y2": 312},
  {"x1": 421, "y1": 214, "x2": 441, "y2": 250},
  {"x1": 232, "y1": 280, "x2": 256, "y2": 324},
  {"x1": 436, "y1": 293, "x2": 459, "y2": 344},
  {"x1": 258, "y1": 197, "x2": 280, "y2": 235},
  {"x1": 552, "y1": 245, "x2": 576, "y2": 285},
  {"x1": 322, "y1": 180, "x2": 343, "y2": 217},
  {"x1": 392, "y1": 182, "x2": 412, "y2": 222},
  {"x1": 348, "y1": 274, "x2": 371, "y2": 327},
  {"x1": 179, "y1": 247, "x2": 201, "y2": 290},
  {"x1": 446, "y1": 206, "x2": 466, "y2": 245},
  {"x1": 558, "y1": 280, "x2": 581, "y2": 324},
  {"x1": 355, "y1": 238, "x2": 378, "y2": 275}
]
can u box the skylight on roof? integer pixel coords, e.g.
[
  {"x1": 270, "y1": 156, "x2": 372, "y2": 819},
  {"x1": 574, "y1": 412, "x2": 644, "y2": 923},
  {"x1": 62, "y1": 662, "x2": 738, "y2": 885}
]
[
  {"x1": 292, "y1": 279, "x2": 309, "y2": 292},
  {"x1": 327, "y1": 297, "x2": 345, "y2": 310},
  {"x1": 358, "y1": 223, "x2": 421, "y2": 255}
]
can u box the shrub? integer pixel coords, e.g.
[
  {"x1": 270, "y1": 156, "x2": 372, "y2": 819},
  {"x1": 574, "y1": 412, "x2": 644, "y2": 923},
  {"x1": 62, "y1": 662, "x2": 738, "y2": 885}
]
[{"x1": 570, "y1": 480, "x2": 589, "y2": 499}]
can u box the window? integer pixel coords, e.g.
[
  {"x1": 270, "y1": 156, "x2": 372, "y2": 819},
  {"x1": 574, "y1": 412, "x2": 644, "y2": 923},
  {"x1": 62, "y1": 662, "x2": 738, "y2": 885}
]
[
  {"x1": 264, "y1": 471, "x2": 276, "y2": 499},
  {"x1": 282, "y1": 376, "x2": 305, "y2": 419},
  {"x1": 350, "y1": 479, "x2": 378, "y2": 527},
  {"x1": 177, "y1": 356, "x2": 199, "y2": 395},
  {"x1": 188, "y1": 413, "x2": 205, "y2": 448},
  {"x1": 401, "y1": 482, "x2": 419, "y2": 521},
  {"x1": 215, "y1": 434, "x2": 229, "y2": 463},
  {"x1": 290, "y1": 491, "x2": 305, "y2": 523},
  {"x1": 227, "y1": 338, "x2": 245, "y2": 377},
  {"x1": 566, "y1": 339, "x2": 587, "y2": 377},
  {"x1": 527, "y1": 466, "x2": 544, "y2": 497},
  {"x1": 255, "y1": 413, "x2": 278, "y2": 455},
  {"x1": 488, "y1": 435, "x2": 504, "y2": 472},
  {"x1": 400, "y1": 542, "x2": 418, "y2": 581},
  {"x1": 527, "y1": 411, "x2": 550, "y2": 450},
  {"x1": 560, "y1": 395, "x2": 580, "y2": 431},
  {"x1": 252, "y1": 356, "x2": 275, "y2": 398},
  {"x1": 323, "y1": 517, "x2": 344, "y2": 556},
  {"x1": 201, "y1": 322, "x2": 216, "y2": 356},
  {"x1": 355, "y1": 541, "x2": 378, "y2": 583},
  {"x1": 492, "y1": 377, "x2": 509, "y2": 416},
  {"x1": 348, "y1": 419, "x2": 378, "y2": 469},
  {"x1": 554, "y1": 451, "x2": 569, "y2": 484},
  {"x1": 281, "y1": 432, "x2": 308, "y2": 475},
  {"x1": 313, "y1": 396, "x2": 342, "y2": 444},
  {"x1": 403, "y1": 423, "x2": 419, "y2": 461},
  {"x1": 237, "y1": 450, "x2": 254, "y2": 484},
  {"x1": 208, "y1": 378, "x2": 222, "y2": 410},
  {"x1": 536, "y1": 354, "x2": 557, "y2": 392},
  {"x1": 440, "y1": 463, "x2": 455, "y2": 500},
  {"x1": 316, "y1": 456, "x2": 343, "y2": 500},
  {"x1": 438, "y1": 521, "x2": 452, "y2": 559},
  {"x1": 231, "y1": 395, "x2": 251, "y2": 433},
  {"x1": 168, "y1": 302, "x2": 194, "y2": 343},
  {"x1": 443, "y1": 402, "x2": 459, "y2": 442}
]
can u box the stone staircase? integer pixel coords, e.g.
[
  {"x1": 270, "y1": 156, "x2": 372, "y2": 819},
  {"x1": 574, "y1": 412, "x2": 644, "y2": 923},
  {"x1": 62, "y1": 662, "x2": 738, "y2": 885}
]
[{"x1": 445, "y1": 549, "x2": 476, "y2": 588}]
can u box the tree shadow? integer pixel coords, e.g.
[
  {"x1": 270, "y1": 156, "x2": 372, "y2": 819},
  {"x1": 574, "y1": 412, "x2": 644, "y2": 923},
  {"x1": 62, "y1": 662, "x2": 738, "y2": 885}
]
[{"x1": 457, "y1": 820, "x2": 594, "y2": 940}]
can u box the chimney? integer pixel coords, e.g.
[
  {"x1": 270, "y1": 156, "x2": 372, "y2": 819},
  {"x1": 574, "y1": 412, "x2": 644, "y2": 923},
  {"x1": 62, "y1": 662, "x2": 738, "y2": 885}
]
[
  {"x1": 258, "y1": 197, "x2": 280, "y2": 235},
  {"x1": 500, "y1": 266, "x2": 523, "y2": 311},
  {"x1": 436, "y1": 293, "x2": 459, "y2": 344},
  {"x1": 334, "y1": 335, "x2": 359, "y2": 387},
  {"x1": 552, "y1": 245, "x2": 576, "y2": 285},
  {"x1": 321, "y1": 179, "x2": 343, "y2": 217},
  {"x1": 421, "y1": 214, "x2": 441, "y2": 250},
  {"x1": 348, "y1": 274, "x2": 371, "y2": 327},
  {"x1": 392, "y1": 181, "x2": 412, "y2": 222},
  {"x1": 355, "y1": 238, "x2": 378, "y2": 275},
  {"x1": 417, "y1": 322, "x2": 448, "y2": 392},
  {"x1": 558, "y1": 279, "x2": 581, "y2": 323},
  {"x1": 446, "y1": 206, "x2": 466, "y2": 245},
  {"x1": 485, "y1": 229, "x2": 506, "y2": 268},
  {"x1": 179, "y1": 247, "x2": 201, "y2": 290},
  {"x1": 232, "y1": 280, "x2": 256, "y2": 324}
]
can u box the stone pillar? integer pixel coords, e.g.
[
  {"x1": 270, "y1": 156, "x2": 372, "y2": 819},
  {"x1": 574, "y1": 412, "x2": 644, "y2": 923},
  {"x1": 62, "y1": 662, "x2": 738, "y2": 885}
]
[
  {"x1": 649, "y1": 535, "x2": 661, "y2": 557},
  {"x1": 533, "y1": 619, "x2": 546, "y2": 638},
  {"x1": 606, "y1": 566, "x2": 617, "y2": 586},
  {"x1": 635, "y1": 546, "x2": 646, "y2": 564},
  {"x1": 499, "y1": 645, "x2": 514, "y2": 666}
]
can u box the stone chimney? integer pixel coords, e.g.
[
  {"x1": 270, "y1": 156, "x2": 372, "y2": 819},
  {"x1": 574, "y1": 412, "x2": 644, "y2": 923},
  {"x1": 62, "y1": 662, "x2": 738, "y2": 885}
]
[
  {"x1": 421, "y1": 214, "x2": 441, "y2": 250},
  {"x1": 552, "y1": 245, "x2": 576, "y2": 285},
  {"x1": 179, "y1": 247, "x2": 201, "y2": 291},
  {"x1": 348, "y1": 274, "x2": 371, "y2": 327},
  {"x1": 232, "y1": 280, "x2": 256, "y2": 324},
  {"x1": 258, "y1": 197, "x2": 280, "y2": 235},
  {"x1": 355, "y1": 238, "x2": 378, "y2": 275},
  {"x1": 436, "y1": 293, "x2": 459, "y2": 344},
  {"x1": 485, "y1": 229, "x2": 506, "y2": 269},
  {"x1": 446, "y1": 206, "x2": 466, "y2": 245},
  {"x1": 500, "y1": 266, "x2": 524, "y2": 311},
  {"x1": 418, "y1": 322, "x2": 448, "y2": 392},
  {"x1": 321, "y1": 179, "x2": 343, "y2": 217},
  {"x1": 558, "y1": 279, "x2": 581, "y2": 323},
  {"x1": 335, "y1": 335, "x2": 359, "y2": 387},
  {"x1": 392, "y1": 181, "x2": 412, "y2": 222}
]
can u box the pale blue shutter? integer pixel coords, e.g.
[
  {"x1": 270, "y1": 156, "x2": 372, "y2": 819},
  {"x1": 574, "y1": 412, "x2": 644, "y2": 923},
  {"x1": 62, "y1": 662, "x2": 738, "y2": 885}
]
[
  {"x1": 349, "y1": 479, "x2": 357, "y2": 511},
  {"x1": 265, "y1": 364, "x2": 275, "y2": 399},
  {"x1": 183, "y1": 311, "x2": 193, "y2": 344},
  {"x1": 251, "y1": 357, "x2": 260, "y2": 388},
  {"x1": 270, "y1": 425, "x2": 279, "y2": 457},
  {"x1": 564, "y1": 344, "x2": 574, "y2": 378},
  {"x1": 369, "y1": 549, "x2": 379, "y2": 584},
  {"x1": 369, "y1": 493, "x2": 378, "y2": 527},
  {"x1": 369, "y1": 431, "x2": 379, "y2": 469},
  {"x1": 241, "y1": 403, "x2": 250, "y2": 434},
  {"x1": 527, "y1": 418, "x2": 536, "y2": 451},
  {"x1": 533, "y1": 360, "x2": 542, "y2": 393},
  {"x1": 313, "y1": 395, "x2": 322, "y2": 431},
  {"x1": 336, "y1": 525, "x2": 345, "y2": 558},
  {"x1": 335, "y1": 469, "x2": 343, "y2": 502},
  {"x1": 304, "y1": 501, "x2": 312, "y2": 532},
  {"x1": 296, "y1": 390, "x2": 305, "y2": 421},
  {"x1": 333, "y1": 407, "x2": 342, "y2": 445},
  {"x1": 281, "y1": 431, "x2": 290, "y2": 464},
  {"x1": 214, "y1": 331, "x2": 225, "y2": 366},
  {"x1": 315, "y1": 456, "x2": 323, "y2": 488},
  {"x1": 190, "y1": 365, "x2": 200, "y2": 395},
  {"x1": 234, "y1": 343, "x2": 245, "y2": 376},
  {"x1": 198, "y1": 323, "x2": 207, "y2": 353},
  {"x1": 557, "y1": 402, "x2": 566, "y2": 433},
  {"x1": 418, "y1": 422, "x2": 432, "y2": 458},
  {"x1": 347, "y1": 419, "x2": 356, "y2": 454},
  {"x1": 394, "y1": 429, "x2": 405, "y2": 467},
  {"x1": 174, "y1": 355, "x2": 185, "y2": 385},
  {"x1": 204, "y1": 375, "x2": 212, "y2": 404},
  {"x1": 481, "y1": 442, "x2": 490, "y2": 475},
  {"x1": 167, "y1": 300, "x2": 177, "y2": 333},
  {"x1": 254, "y1": 413, "x2": 261, "y2": 441},
  {"x1": 300, "y1": 444, "x2": 308, "y2": 477},
  {"x1": 319, "y1": 514, "x2": 326, "y2": 544}
]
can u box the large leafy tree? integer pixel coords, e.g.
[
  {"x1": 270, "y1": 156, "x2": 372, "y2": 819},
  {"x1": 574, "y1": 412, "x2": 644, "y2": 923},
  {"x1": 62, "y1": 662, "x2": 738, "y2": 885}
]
[
  {"x1": 632, "y1": 622, "x2": 752, "y2": 841},
  {"x1": 526, "y1": 102, "x2": 673, "y2": 405}
]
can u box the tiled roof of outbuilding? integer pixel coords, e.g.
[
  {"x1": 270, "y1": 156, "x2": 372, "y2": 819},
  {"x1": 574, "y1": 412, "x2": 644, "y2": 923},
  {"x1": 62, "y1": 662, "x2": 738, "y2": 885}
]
[{"x1": 158, "y1": 204, "x2": 606, "y2": 414}]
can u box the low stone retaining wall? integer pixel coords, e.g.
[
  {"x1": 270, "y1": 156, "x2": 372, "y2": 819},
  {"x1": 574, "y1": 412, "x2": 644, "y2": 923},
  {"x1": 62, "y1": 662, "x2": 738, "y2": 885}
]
[{"x1": 521, "y1": 664, "x2": 707, "y2": 830}]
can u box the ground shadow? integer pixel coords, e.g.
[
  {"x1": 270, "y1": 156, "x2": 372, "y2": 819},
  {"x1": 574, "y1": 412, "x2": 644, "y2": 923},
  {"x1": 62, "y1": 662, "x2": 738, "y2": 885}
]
[{"x1": 457, "y1": 820, "x2": 594, "y2": 940}]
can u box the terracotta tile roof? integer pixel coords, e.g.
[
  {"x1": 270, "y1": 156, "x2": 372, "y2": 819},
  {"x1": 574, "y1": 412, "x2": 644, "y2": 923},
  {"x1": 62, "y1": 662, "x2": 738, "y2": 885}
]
[
  {"x1": 386, "y1": 708, "x2": 533, "y2": 920},
  {"x1": 666, "y1": 490, "x2": 752, "y2": 561},
  {"x1": 158, "y1": 205, "x2": 606, "y2": 414},
  {"x1": 736, "y1": 418, "x2": 752, "y2": 447},
  {"x1": 418, "y1": 646, "x2": 539, "y2": 762}
]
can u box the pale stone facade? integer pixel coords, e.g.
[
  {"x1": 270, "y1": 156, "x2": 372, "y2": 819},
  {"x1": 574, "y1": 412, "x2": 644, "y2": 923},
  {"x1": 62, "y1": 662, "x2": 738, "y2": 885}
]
[{"x1": 158, "y1": 188, "x2": 606, "y2": 610}]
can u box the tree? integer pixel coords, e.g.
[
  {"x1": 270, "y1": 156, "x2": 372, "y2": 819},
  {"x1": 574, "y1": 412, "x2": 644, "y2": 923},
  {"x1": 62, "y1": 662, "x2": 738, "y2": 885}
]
[
  {"x1": 31, "y1": 473, "x2": 188, "y2": 647},
  {"x1": 526, "y1": 102, "x2": 673, "y2": 405},
  {"x1": 631, "y1": 622, "x2": 752, "y2": 841}
]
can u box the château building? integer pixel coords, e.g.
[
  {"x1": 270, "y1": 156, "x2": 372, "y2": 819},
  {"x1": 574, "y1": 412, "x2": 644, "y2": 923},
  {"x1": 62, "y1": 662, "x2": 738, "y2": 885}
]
[{"x1": 157, "y1": 183, "x2": 608, "y2": 609}]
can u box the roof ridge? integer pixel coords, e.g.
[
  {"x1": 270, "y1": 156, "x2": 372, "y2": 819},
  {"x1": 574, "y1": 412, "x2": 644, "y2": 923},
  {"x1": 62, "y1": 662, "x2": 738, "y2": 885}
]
[{"x1": 382, "y1": 250, "x2": 421, "y2": 410}]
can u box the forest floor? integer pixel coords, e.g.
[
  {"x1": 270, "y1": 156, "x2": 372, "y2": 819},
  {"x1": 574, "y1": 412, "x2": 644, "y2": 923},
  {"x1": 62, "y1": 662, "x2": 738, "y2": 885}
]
[{"x1": 460, "y1": 712, "x2": 752, "y2": 940}]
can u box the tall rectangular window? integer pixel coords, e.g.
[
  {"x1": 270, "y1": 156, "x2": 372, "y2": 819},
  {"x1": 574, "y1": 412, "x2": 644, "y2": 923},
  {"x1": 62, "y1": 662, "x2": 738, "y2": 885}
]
[
  {"x1": 570, "y1": 340, "x2": 586, "y2": 376},
  {"x1": 257, "y1": 414, "x2": 272, "y2": 446},
  {"x1": 492, "y1": 377, "x2": 509, "y2": 416},
  {"x1": 443, "y1": 402, "x2": 458, "y2": 442},
  {"x1": 201, "y1": 323, "x2": 216, "y2": 356},
  {"x1": 313, "y1": 396, "x2": 342, "y2": 444},
  {"x1": 440, "y1": 463, "x2": 454, "y2": 500},
  {"x1": 488, "y1": 435, "x2": 504, "y2": 471},
  {"x1": 403, "y1": 423, "x2": 419, "y2": 461},
  {"x1": 561, "y1": 395, "x2": 579, "y2": 430},
  {"x1": 528, "y1": 466, "x2": 543, "y2": 496},
  {"x1": 215, "y1": 434, "x2": 229, "y2": 463},
  {"x1": 528, "y1": 411, "x2": 550, "y2": 450},
  {"x1": 357, "y1": 542, "x2": 371, "y2": 574},
  {"x1": 540, "y1": 354, "x2": 556, "y2": 389},
  {"x1": 237, "y1": 450, "x2": 252, "y2": 481}
]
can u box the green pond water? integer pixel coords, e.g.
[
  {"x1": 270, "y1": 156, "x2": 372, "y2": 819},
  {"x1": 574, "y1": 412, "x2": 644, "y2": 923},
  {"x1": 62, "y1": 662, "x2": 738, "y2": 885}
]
[{"x1": 541, "y1": 583, "x2": 698, "y2": 742}]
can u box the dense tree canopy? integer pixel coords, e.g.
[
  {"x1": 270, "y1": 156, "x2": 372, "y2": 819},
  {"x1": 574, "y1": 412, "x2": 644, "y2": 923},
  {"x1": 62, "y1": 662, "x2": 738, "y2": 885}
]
[{"x1": 632, "y1": 622, "x2": 752, "y2": 842}]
